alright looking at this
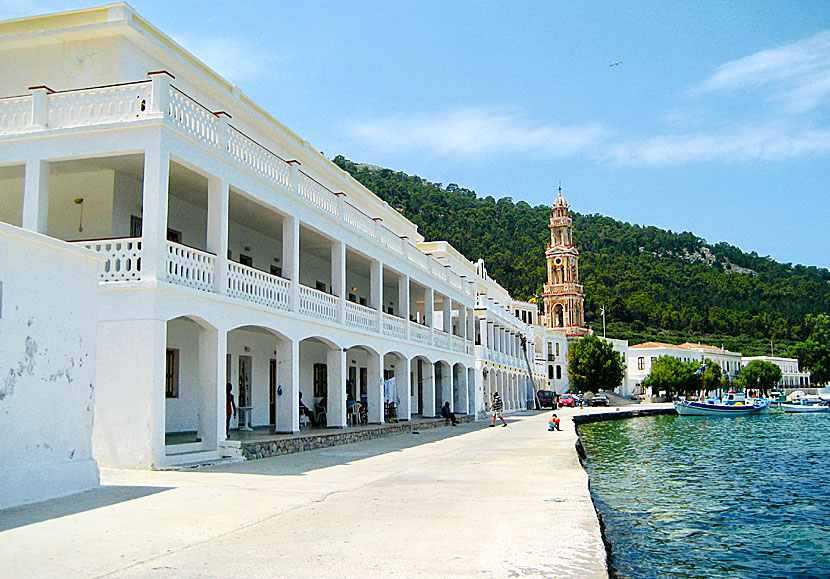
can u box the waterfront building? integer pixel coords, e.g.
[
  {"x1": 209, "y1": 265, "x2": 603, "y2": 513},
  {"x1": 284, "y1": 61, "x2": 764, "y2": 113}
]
[
  {"x1": 0, "y1": 4, "x2": 485, "y2": 469},
  {"x1": 0, "y1": 222, "x2": 101, "y2": 507},
  {"x1": 741, "y1": 356, "x2": 811, "y2": 388},
  {"x1": 628, "y1": 342, "x2": 742, "y2": 397}
]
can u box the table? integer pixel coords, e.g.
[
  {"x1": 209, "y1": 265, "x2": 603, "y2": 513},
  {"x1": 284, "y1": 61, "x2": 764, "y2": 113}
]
[{"x1": 237, "y1": 406, "x2": 253, "y2": 431}]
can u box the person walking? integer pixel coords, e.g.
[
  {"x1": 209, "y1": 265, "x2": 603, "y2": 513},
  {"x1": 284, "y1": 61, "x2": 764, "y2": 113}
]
[{"x1": 489, "y1": 391, "x2": 508, "y2": 427}]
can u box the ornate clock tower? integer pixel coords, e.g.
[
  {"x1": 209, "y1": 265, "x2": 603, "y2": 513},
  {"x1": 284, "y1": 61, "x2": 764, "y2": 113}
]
[{"x1": 542, "y1": 188, "x2": 588, "y2": 336}]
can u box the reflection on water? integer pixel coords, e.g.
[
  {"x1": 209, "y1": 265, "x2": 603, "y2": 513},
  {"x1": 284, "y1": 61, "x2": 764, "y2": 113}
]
[{"x1": 579, "y1": 413, "x2": 830, "y2": 579}]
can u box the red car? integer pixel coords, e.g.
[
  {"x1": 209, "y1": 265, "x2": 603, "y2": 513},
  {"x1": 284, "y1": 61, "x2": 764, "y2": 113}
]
[{"x1": 559, "y1": 393, "x2": 576, "y2": 407}]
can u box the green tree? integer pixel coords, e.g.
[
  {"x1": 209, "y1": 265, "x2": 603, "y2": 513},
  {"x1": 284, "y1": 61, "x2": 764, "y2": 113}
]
[
  {"x1": 641, "y1": 356, "x2": 696, "y2": 398},
  {"x1": 789, "y1": 340, "x2": 830, "y2": 385},
  {"x1": 566, "y1": 335, "x2": 626, "y2": 393},
  {"x1": 736, "y1": 360, "x2": 783, "y2": 394}
]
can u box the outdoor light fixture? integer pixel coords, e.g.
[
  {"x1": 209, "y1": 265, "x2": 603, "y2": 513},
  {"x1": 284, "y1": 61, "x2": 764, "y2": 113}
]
[{"x1": 74, "y1": 197, "x2": 84, "y2": 232}]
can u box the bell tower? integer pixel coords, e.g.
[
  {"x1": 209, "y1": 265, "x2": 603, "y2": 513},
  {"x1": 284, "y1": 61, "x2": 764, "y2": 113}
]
[{"x1": 542, "y1": 187, "x2": 588, "y2": 336}]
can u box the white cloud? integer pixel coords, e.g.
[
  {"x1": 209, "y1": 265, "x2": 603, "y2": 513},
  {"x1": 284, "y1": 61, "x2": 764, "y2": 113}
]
[
  {"x1": 690, "y1": 30, "x2": 830, "y2": 114},
  {"x1": 172, "y1": 34, "x2": 278, "y2": 85},
  {"x1": 346, "y1": 108, "x2": 609, "y2": 160},
  {"x1": 607, "y1": 123, "x2": 830, "y2": 166}
]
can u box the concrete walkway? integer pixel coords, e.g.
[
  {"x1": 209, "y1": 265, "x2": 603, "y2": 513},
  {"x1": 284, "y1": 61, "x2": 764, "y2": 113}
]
[{"x1": 0, "y1": 410, "x2": 608, "y2": 578}]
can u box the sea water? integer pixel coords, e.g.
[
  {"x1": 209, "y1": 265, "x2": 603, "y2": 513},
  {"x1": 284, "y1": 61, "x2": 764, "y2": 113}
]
[{"x1": 578, "y1": 412, "x2": 830, "y2": 578}]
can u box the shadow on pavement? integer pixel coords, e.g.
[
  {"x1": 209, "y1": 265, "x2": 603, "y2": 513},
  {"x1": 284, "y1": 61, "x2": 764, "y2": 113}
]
[{"x1": 0, "y1": 485, "x2": 171, "y2": 532}]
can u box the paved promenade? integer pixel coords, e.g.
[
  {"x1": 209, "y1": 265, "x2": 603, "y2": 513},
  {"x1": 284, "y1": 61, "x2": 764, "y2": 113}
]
[{"x1": 0, "y1": 410, "x2": 609, "y2": 578}]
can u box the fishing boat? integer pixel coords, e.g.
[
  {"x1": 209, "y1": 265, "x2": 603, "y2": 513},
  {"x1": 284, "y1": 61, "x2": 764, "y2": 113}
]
[
  {"x1": 673, "y1": 363, "x2": 770, "y2": 416},
  {"x1": 674, "y1": 397, "x2": 770, "y2": 416}
]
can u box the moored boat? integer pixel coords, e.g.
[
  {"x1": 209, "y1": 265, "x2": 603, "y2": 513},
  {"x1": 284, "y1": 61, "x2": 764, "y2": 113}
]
[
  {"x1": 674, "y1": 398, "x2": 771, "y2": 416},
  {"x1": 780, "y1": 402, "x2": 830, "y2": 413}
]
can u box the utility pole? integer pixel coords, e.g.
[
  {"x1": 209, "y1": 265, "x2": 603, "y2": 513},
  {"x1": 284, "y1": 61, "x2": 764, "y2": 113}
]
[{"x1": 601, "y1": 305, "x2": 606, "y2": 338}]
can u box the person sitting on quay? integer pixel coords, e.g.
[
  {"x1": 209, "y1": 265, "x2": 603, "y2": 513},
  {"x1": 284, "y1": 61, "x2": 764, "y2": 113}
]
[
  {"x1": 440, "y1": 401, "x2": 458, "y2": 426},
  {"x1": 548, "y1": 413, "x2": 561, "y2": 431},
  {"x1": 299, "y1": 392, "x2": 317, "y2": 426}
]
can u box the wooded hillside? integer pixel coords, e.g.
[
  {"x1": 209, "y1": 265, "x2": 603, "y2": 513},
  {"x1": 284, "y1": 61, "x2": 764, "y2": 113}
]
[{"x1": 333, "y1": 156, "x2": 830, "y2": 355}]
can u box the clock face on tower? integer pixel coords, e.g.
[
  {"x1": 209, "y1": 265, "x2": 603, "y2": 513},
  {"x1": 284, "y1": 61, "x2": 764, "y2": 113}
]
[{"x1": 554, "y1": 257, "x2": 562, "y2": 266}]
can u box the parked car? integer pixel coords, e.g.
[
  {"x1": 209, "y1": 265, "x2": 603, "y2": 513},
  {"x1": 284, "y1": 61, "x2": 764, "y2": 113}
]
[
  {"x1": 559, "y1": 393, "x2": 576, "y2": 407},
  {"x1": 591, "y1": 393, "x2": 610, "y2": 407},
  {"x1": 537, "y1": 390, "x2": 557, "y2": 409}
]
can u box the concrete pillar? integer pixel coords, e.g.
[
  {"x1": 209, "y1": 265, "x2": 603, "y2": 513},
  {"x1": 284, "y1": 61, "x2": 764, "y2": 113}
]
[
  {"x1": 198, "y1": 326, "x2": 219, "y2": 448},
  {"x1": 370, "y1": 259, "x2": 382, "y2": 331},
  {"x1": 327, "y1": 347, "x2": 347, "y2": 427},
  {"x1": 21, "y1": 158, "x2": 50, "y2": 234},
  {"x1": 422, "y1": 361, "x2": 436, "y2": 417},
  {"x1": 437, "y1": 363, "x2": 451, "y2": 412},
  {"x1": 140, "y1": 139, "x2": 170, "y2": 282},
  {"x1": 396, "y1": 357, "x2": 411, "y2": 421},
  {"x1": 276, "y1": 339, "x2": 299, "y2": 433},
  {"x1": 332, "y1": 241, "x2": 346, "y2": 323},
  {"x1": 458, "y1": 303, "x2": 466, "y2": 339},
  {"x1": 442, "y1": 297, "x2": 451, "y2": 334},
  {"x1": 92, "y1": 319, "x2": 166, "y2": 469},
  {"x1": 399, "y1": 275, "x2": 410, "y2": 339},
  {"x1": 283, "y1": 215, "x2": 300, "y2": 311},
  {"x1": 367, "y1": 352, "x2": 384, "y2": 424},
  {"x1": 206, "y1": 176, "x2": 229, "y2": 294},
  {"x1": 426, "y1": 288, "x2": 435, "y2": 344}
]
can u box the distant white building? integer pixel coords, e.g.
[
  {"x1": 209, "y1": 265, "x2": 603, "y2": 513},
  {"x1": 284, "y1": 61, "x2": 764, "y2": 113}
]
[
  {"x1": 741, "y1": 356, "x2": 811, "y2": 388},
  {"x1": 628, "y1": 342, "x2": 742, "y2": 397}
]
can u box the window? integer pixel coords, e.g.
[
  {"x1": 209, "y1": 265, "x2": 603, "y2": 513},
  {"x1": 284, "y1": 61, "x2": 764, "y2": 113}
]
[
  {"x1": 313, "y1": 363, "x2": 327, "y2": 398},
  {"x1": 637, "y1": 357, "x2": 645, "y2": 370},
  {"x1": 316, "y1": 281, "x2": 326, "y2": 293},
  {"x1": 165, "y1": 348, "x2": 179, "y2": 398},
  {"x1": 167, "y1": 228, "x2": 182, "y2": 244},
  {"x1": 548, "y1": 365, "x2": 554, "y2": 379},
  {"x1": 556, "y1": 343, "x2": 560, "y2": 356},
  {"x1": 359, "y1": 297, "x2": 368, "y2": 306},
  {"x1": 270, "y1": 265, "x2": 282, "y2": 277},
  {"x1": 130, "y1": 215, "x2": 142, "y2": 237},
  {"x1": 239, "y1": 254, "x2": 253, "y2": 267},
  {"x1": 556, "y1": 365, "x2": 562, "y2": 380}
]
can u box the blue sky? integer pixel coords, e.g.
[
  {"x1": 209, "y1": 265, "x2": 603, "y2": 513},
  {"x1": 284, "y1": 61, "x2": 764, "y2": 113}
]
[{"x1": 4, "y1": 1, "x2": 830, "y2": 267}]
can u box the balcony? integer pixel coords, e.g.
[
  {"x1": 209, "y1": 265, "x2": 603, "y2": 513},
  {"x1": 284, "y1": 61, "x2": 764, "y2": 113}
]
[{"x1": 1, "y1": 77, "x2": 475, "y2": 299}]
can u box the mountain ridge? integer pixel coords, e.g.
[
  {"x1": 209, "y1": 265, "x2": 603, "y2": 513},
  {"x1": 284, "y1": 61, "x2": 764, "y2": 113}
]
[{"x1": 333, "y1": 156, "x2": 830, "y2": 356}]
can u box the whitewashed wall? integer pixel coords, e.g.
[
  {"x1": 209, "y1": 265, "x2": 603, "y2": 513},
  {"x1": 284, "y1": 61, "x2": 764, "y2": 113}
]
[{"x1": 0, "y1": 222, "x2": 101, "y2": 508}]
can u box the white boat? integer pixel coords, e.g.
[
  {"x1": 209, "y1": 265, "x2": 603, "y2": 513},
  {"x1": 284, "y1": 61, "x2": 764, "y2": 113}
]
[{"x1": 780, "y1": 402, "x2": 830, "y2": 413}]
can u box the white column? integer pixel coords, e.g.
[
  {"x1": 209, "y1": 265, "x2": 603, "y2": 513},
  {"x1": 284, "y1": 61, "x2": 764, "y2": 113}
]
[
  {"x1": 332, "y1": 241, "x2": 346, "y2": 324},
  {"x1": 206, "y1": 176, "x2": 229, "y2": 294},
  {"x1": 283, "y1": 215, "x2": 299, "y2": 311},
  {"x1": 370, "y1": 259, "x2": 382, "y2": 332},
  {"x1": 399, "y1": 275, "x2": 410, "y2": 339},
  {"x1": 426, "y1": 288, "x2": 435, "y2": 343},
  {"x1": 442, "y1": 296, "x2": 451, "y2": 334},
  {"x1": 276, "y1": 339, "x2": 299, "y2": 433},
  {"x1": 458, "y1": 303, "x2": 466, "y2": 339},
  {"x1": 198, "y1": 326, "x2": 219, "y2": 448},
  {"x1": 367, "y1": 353, "x2": 384, "y2": 424},
  {"x1": 327, "y1": 347, "x2": 347, "y2": 427},
  {"x1": 456, "y1": 366, "x2": 468, "y2": 414},
  {"x1": 140, "y1": 138, "x2": 170, "y2": 282},
  {"x1": 396, "y1": 357, "x2": 411, "y2": 421},
  {"x1": 422, "y1": 362, "x2": 436, "y2": 417},
  {"x1": 21, "y1": 159, "x2": 49, "y2": 234}
]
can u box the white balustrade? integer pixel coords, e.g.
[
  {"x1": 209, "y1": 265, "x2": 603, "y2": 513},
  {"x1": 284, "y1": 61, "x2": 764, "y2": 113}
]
[
  {"x1": 452, "y1": 335, "x2": 465, "y2": 353},
  {"x1": 227, "y1": 261, "x2": 290, "y2": 311},
  {"x1": 0, "y1": 96, "x2": 31, "y2": 134},
  {"x1": 227, "y1": 127, "x2": 291, "y2": 190},
  {"x1": 73, "y1": 237, "x2": 142, "y2": 282},
  {"x1": 466, "y1": 341, "x2": 475, "y2": 355},
  {"x1": 409, "y1": 321, "x2": 431, "y2": 345},
  {"x1": 343, "y1": 203, "x2": 377, "y2": 239},
  {"x1": 297, "y1": 172, "x2": 338, "y2": 216},
  {"x1": 169, "y1": 87, "x2": 219, "y2": 148},
  {"x1": 448, "y1": 270, "x2": 463, "y2": 290},
  {"x1": 379, "y1": 227, "x2": 405, "y2": 255},
  {"x1": 345, "y1": 301, "x2": 378, "y2": 331},
  {"x1": 298, "y1": 285, "x2": 338, "y2": 322},
  {"x1": 166, "y1": 241, "x2": 215, "y2": 292},
  {"x1": 382, "y1": 312, "x2": 407, "y2": 338},
  {"x1": 434, "y1": 330, "x2": 450, "y2": 350},
  {"x1": 48, "y1": 82, "x2": 153, "y2": 129},
  {"x1": 406, "y1": 244, "x2": 430, "y2": 271}
]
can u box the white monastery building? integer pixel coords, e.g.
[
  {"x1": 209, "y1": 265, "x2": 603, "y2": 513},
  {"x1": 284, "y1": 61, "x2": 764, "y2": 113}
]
[
  {"x1": 741, "y1": 356, "x2": 810, "y2": 388},
  {"x1": 0, "y1": 4, "x2": 576, "y2": 478},
  {"x1": 628, "y1": 342, "x2": 742, "y2": 396}
]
